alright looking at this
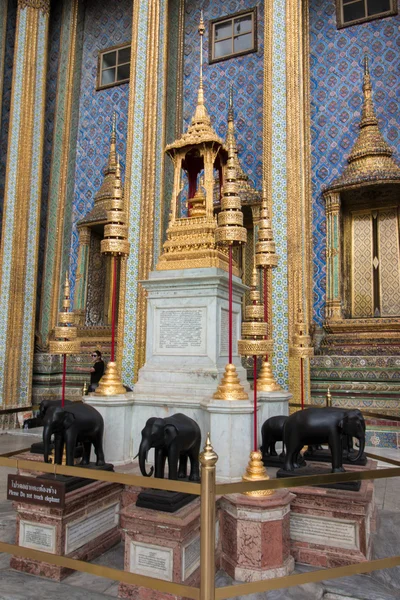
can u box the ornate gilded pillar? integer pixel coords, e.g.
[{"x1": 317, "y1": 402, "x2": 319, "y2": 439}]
[
  {"x1": 119, "y1": 0, "x2": 169, "y2": 386},
  {"x1": 324, "y1": 191, "x2": 342, "y2": 322},
  {"x1": 286, "y1": 0, "x2": 313, "y2": 402},
  {"x1": 38, "y1": 0, "x2": 84, "y2": 346},
  {"x1": 0, "y1": 0, "x2": 50, "y2": 406},
  {"x1": 74, "y1": 226, "x2": 91, "y2": 324}
]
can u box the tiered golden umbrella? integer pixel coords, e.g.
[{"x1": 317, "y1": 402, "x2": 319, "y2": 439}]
[
  {"x1": 49, "y1": 273, "x2": 81, "y2": 406},
  {"x1": 95, "y1": 155, "x2": 130, "y2": 395},
  {"x1": 289, "y1": 294, "x2": 314, "y2": 409},
  {"x1": 238, "y1": 268, "x2": 273, "y2": 495},
  {"x1": 213, "y1": 126, "x2": 247, "y2": 401},
  {"x1": 255, "y1": 188, "x2": 281, "y2": 391}
]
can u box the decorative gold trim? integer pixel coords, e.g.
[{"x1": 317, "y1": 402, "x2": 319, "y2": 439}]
[
  {"x1": 134, "y1": 0, "x2": 162, "y2": 381},
  {"x1": 116, "y1": 0, "x2": 142, "y2": 369},
  {"x1": 18, "y1": 0, "x2": 50, "y2": 15},
  {"x1": 174, "y1": 0, "x2": 185, "y2": 140},
  {"x1": 40, "y1": 0, "x2": 79, "y2": 343}
]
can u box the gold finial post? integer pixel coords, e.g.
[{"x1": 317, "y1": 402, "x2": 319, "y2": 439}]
[
  {"x1": 326, "y1": 386, "x2": 332, "y2": 407},
  {"x1": 199, "y1": 434, "x2": 217, "y2": 600}
]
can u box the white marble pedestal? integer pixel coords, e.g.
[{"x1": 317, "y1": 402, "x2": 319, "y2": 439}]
[
  {"x1": 84, "y1": 393, "x2": 134, "y2": 465},
  {"x1": 131, "y1": 268, "x2": 251, "y2": 480},
  {"x1": 258, "y1": 390, "x2": 292, "y2": 425}
]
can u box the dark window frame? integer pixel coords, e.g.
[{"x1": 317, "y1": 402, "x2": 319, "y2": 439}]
[
  {"x1": 336, "y1": 0, "x2": 397, "y2": 28},
  {"x1": 97, "y1": 43, "x2": 131, "y2": 91},
  {"x1": 208, "y1": 7, "x2": 258, "y2": 64}
]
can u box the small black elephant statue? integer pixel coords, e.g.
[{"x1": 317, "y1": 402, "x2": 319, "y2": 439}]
[
  {"x1": 138, "y1": 413, "x2": 201, "y2": 481},
  {"x1": 260, "y1": 415, "x2": 288, "y2": 458},
  {"x1": 38, "y1": 399, "x2": 73, "y2": 423},
  {"x1": 283, "y1": 407, "x2": 365, "y2": 473},
  {"x1": 43, "y1": 403, "x2": 105, "y2": 467}
]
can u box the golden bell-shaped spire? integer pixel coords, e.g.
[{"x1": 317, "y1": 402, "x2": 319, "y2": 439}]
[
  {"x1": 255, "y1": 187, "x2": 278, "y2": 268},
  {"x1": 101, "y1": 155, "x2": 130, "y2": 257},
  {"x1": 49, "y1": 273, "x2": 81, "y2": 355},
  {"x1": 215, "y1": 125, "x2": 247, "y2": 246},
  {"x1": 238, "y1": 267, "x2": 272, "y2": 358}
]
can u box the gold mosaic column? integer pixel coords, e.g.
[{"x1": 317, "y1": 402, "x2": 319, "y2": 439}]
[
  {"x1": 286, "y1": 0, "x2": 313, "y2": 403},
  {"x1": 0, "y1": 0, "x2": 50, "y2": 406},
  {"x1": 0, "y1": 0, "x2": 7, "y2": 126},
  {"x1": 324, "y1": 191, "x2": 342, "y2": 322},
  {"x1": 74, "y1": 226, "x2": 91, "y2": 325},
  {"x1": 38, "y1": 0, "x2": 83, "y2": 345}
]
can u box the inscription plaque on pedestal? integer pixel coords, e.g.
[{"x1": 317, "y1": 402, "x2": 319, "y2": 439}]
[
  {"x1": 20, "y1": 520, "x2": 56, "y2": 554},
  {"x1": 220, "y1": 308, "x2": 238, "y2": 356},
  {"x1": 155, "y1": 307, "x2": 206, "y2": 355},
  {"x1": 65, "y1": 502, "x2": 119, "y2": 553},
  {"x1": 182, "y1": 534, "x2": 200, "y2": 580},
  {"x1": 130, "y1": 541, "x2": 173, "y2": 582},
  {"x1": 290, "y1": 513, "x2": 358, "y2": 550}
]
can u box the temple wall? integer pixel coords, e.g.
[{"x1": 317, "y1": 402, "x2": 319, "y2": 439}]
[
  {"x1": 309, "y1": 0, "x2": 400, "y2": 326},
  {"x1": 183, "y1": 0, "x2": 264, "y2": 191},
  {"x1": 69, "y1": 0, "x2": 133, "y2": 301}
]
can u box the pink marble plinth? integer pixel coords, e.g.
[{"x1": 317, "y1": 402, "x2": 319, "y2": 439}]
[
  {"x1": 10, "y1": 480, "x2": 123, "y2": 581},
  {"x1": 289, "y1": 460, "x2": 377, "y2": 568},
  {"x1": 220, "y1": 490, "x2": 295, "y2": 582},
  {"x1": 119, "y1": 499, "x2": 203, "y2": 600}
]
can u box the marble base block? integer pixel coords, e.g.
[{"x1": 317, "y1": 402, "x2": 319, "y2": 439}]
[
  {"x1": 84, "y1": 393, "x2": 134, "y2": 465},
  {"x1": 131, "y1": 268, "x2": 250, "y2": 461},
  {"x1": 119, "y1": 498, "x2": 203, "y2": 600},
  {"x1": 220, "y1": 490, "x2": 295, "y2": 582},
  {"x1": 289, "y1": 460, "x2": 377, "y2": 568},
  {"x1": 10, "y1": 480, "x2": 123, "y2": 581},
  {"x1": 257, "y1": 390, "x2": 291, "y2": 426}
]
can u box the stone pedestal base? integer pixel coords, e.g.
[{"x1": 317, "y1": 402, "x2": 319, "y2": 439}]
[
  {"x1": 257, "y1": 390, "x2": 291, "y2": 427},
  {"x1": 220, "y1": 490, "x2": 294, "y2": 582},
  {"x1": 119, "y1": 499, "x2": 203, "y2": 600},
  {"x1": 289, "y1": 461, "x2": 377, "y2": 568},
  {"x1": 84, "y1": 393, "x2": 134, "y2": 465},
  {"x1": 10, "y1": 480, "x2": 122, "y2": 580}
]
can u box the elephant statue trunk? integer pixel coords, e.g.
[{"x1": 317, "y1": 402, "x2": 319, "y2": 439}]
[
  {"x1": 347, "y1": 435, "x2": 365, "y2": 463},
  {"x1": 138, "y1": 439, "x2": 154, "y2": 477}
]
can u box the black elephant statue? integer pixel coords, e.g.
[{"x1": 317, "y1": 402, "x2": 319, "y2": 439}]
[
  {"x1": 138, "y1": 413, "x2": 201, "y2": 481},
  {"x1": 260, "y1": 415, "x2": 288, "y2": 457},
  {"x1": 42, "y1": 403, "x2": 105, "y2": 467},
  {"x1": 283, "y1": 407, "x2": 365, "y2": 473},
  {"x1": 38, "y1": 399, "x2": 73, "y2": 422}
]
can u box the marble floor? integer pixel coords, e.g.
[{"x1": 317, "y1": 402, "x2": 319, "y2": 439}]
[{"x1": 0, "y1": 431, "x2": 399, "y2": 599}]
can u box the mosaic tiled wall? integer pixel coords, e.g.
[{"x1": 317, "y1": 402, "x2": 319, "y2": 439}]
[
  {"x1": 309, "y1": 0, "x2": 400, "y2": 326},
  {"x1": 36, "y1": 0, "x2": 62, "y2": 325},
  {"x1": 183, "y1": 0, "x2": 264, "y2": 191},
  {"x1": 0, "y1": 0, "x2": 17, "y2": 236},
  {"x1": 69, "y1": 0, "x2": 133, "y2": 300}
]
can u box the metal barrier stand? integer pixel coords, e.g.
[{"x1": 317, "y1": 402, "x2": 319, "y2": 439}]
[{"x1": 0, "y1": 434, "x2": 400, "y2": 599}]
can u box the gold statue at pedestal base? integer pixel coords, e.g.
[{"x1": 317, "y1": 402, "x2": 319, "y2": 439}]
[
  {"x1": 257, "y1": 359, "x2": 282, "y2": 392},
  {"x1": 213, "y1": 363, "x2": 248, "y2": 400},
  {"x1": 94, "y1": 362, "x2": 126, "y2": 396},
  {"x1": 242, "y1": 450, "x2": 274, "y2": 497}
]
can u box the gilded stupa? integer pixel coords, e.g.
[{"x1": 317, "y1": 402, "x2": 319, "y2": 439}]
[
  {"x1": 156, "y1": 13, "x2": 236, "y2": 274},
  {"x1": 327, "y1": 57, "x2": 400, "y2": 191}
]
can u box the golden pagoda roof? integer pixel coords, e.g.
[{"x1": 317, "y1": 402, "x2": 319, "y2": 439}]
[
  {"x1": 166, "y1": 13, "x2": 224, "y2": 154},
  {"x1": 326, "y1": 57, "x2": 400, "y2": 193},
  {"x1": 78, "y1": 113, "x2": 124, "y2": 227}
]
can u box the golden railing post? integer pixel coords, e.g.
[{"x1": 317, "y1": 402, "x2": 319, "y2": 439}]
[{"x1": 199, "y1": 434, "x2": 218, "y2": 600}]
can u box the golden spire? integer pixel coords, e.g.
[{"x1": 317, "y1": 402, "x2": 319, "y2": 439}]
[
  {"x1": 166, "y1": 12, "x2": 222, "y2": 152},
  {"x1": 101, "y1": 154, "x2": 130, "y2": 258},
  {"x1": 106, "y1": 111, "x2": 118, "y2": 172},
  {"x1": 49, "y1": 273, "x2": 81, "y2": 355},
  {"x1": 238, "y1": 267, "x2": 272, "y2": 358},
  {"x1": 255, "y1": 187, "x2": 278, "y2": 268},
  {"x1": 215, "y1": 125, "x2": 247, "y2": 246},
  {"x1": 289, "y1": 273, "x2": 314, "y2": 359},
  {"x1": 327, "y1": 57, "x2": 400, "y2": 191}
]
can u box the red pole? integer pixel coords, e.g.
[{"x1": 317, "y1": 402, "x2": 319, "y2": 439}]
[
  {"x1": 253, "y1": 355, "x2": 258, "y2": 451},
  {"x1": 300, "y1": 357, "x2": 304, "y2": 410},
  {"x1": 61, "y1": 353, "x2": 66, "y2": 407},
  {"x1": 111, "y1": 256, "x2": 117, "y2": 362},
  {"x1": 228, "y1": 245, "x2": 233, "y2": 365}
]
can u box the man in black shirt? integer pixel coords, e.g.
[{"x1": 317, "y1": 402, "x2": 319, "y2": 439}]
[{"x1": 88, "y1": 350, "x2": 105, "y2": 392}]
